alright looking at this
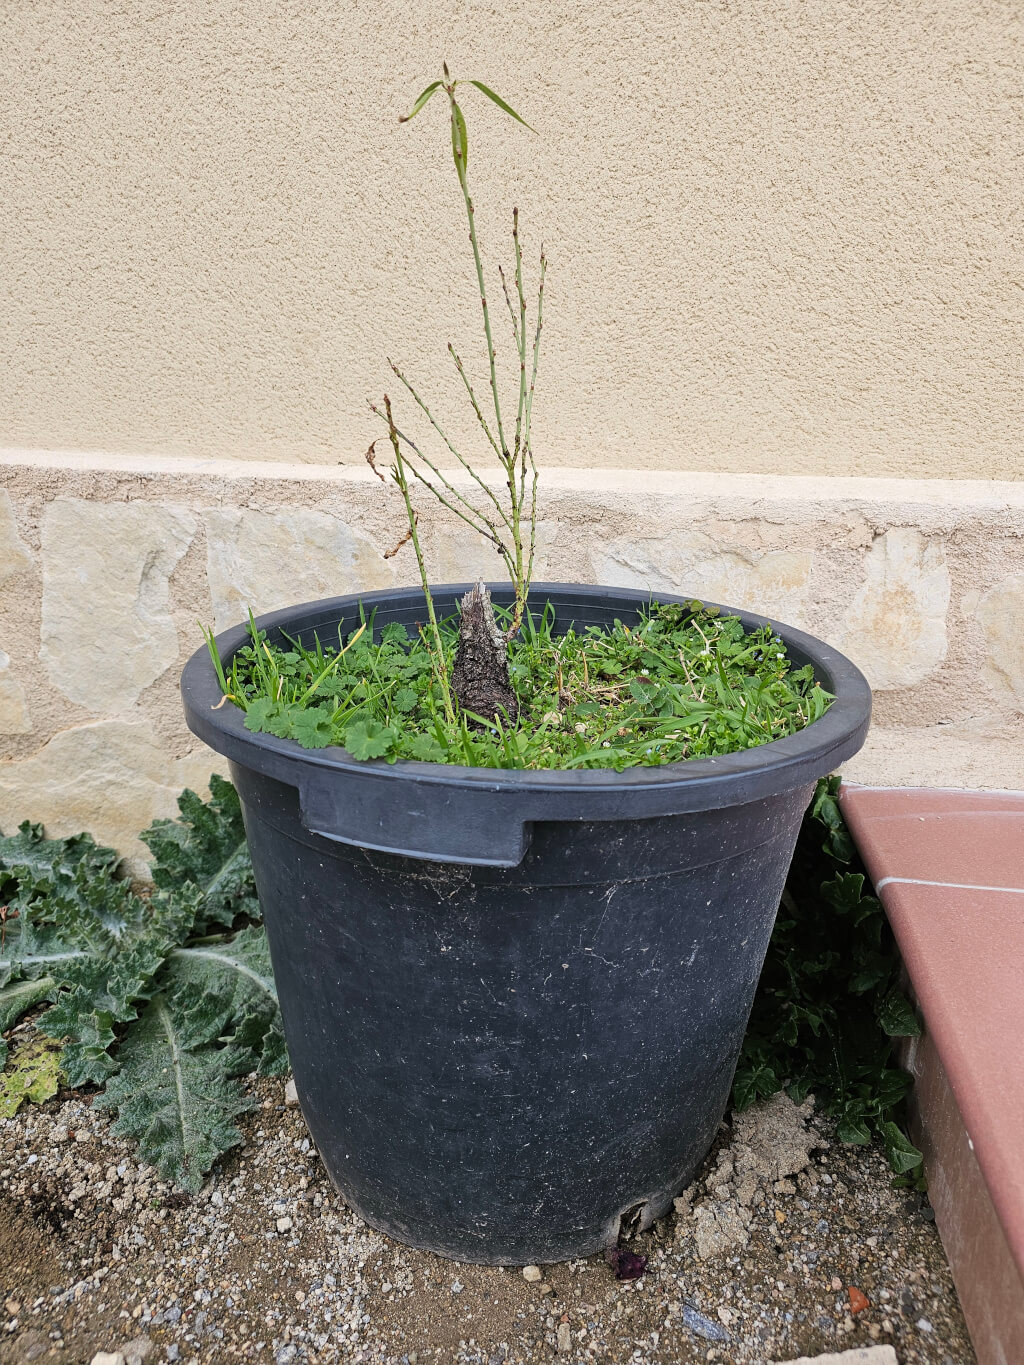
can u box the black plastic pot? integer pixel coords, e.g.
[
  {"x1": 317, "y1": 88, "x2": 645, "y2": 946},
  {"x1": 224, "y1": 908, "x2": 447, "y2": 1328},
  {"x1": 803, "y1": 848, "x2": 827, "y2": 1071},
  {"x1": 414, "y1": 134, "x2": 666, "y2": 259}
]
[{"x1": 181, "y1": 583, "x2": 870, "y2": 1264}]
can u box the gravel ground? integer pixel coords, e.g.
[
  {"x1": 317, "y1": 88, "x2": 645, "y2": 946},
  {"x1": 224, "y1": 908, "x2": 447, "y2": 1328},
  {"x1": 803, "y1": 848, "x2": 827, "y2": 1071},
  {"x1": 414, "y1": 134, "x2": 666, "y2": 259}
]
[{"x1": 0, "y1": 1073, "x2": 975, "y2": 1365}]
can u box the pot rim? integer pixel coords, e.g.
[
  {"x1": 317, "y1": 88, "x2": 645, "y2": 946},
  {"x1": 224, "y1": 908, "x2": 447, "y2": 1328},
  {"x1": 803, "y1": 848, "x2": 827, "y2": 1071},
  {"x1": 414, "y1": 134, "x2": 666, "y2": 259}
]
[{"x1": 180, "y1": 584, "x2": 868, "y2": 802}]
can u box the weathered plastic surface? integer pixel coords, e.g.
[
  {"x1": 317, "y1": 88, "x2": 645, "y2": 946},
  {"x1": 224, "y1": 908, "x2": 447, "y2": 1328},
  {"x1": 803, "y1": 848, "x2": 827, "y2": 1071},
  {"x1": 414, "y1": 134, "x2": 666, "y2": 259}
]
[{"x1": 181, "y1": 584, "x2": 871, "y2": 1263}]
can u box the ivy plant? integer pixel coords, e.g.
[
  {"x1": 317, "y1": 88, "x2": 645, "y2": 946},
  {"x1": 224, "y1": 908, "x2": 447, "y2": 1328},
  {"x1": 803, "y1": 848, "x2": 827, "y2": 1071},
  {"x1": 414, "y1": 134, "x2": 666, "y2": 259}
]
[
  {"x1": 0, "y1": 776, "x2": 284, "y2": 1191},
  {"x1": 734, "y1": 776, "x2": 925, "y2": 1180}
]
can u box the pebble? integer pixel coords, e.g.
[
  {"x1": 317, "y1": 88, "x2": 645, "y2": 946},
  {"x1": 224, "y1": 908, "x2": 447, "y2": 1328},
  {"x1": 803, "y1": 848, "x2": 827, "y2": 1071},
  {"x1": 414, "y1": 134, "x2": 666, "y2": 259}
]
[
  {"x1": 521, "y1": 1265, "x2": 542, "y2": 1282},
  {"x1": 89, "y1": 1354, "x2": 126, "y2": 1365},
  {"x1": 275, "y1": 1216, "x2": 293, "y2": 1233},
  {"x1": 555, "y1": 1321, "x2": 571, "y2": 1353},
  {"x1": 284, "y1": 1078, "x2": 299, "y2": 1106}
]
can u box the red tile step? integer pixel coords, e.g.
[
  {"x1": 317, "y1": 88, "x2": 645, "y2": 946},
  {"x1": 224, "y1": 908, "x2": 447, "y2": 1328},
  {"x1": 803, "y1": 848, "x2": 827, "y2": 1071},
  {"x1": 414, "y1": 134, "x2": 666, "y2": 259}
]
[{"x1": 840, "y1": 784, "x2": 1024, "y2": 1365}]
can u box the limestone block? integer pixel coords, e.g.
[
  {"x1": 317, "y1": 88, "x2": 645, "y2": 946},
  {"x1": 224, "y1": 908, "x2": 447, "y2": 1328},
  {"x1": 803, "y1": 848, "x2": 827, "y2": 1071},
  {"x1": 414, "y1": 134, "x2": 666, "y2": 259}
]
[
  {"x1": 40, "y1": 500, "x2": 197, "y2": 712},
  {"x1": 836, "y1": 528, "x2": 949, "y2": 690},
  {"x1": 976, "y1": 572, "x2": 1024, "y2": 705},
  {"x1": 0, "y1": 490, "x2": 33, "y2": 584},
  {"x1": 0, "y1": 720, "x2": 226, "y2": 868},
  {"x1": 204, "y1": 508, "x2": 394, "y2": 633},
  {"x1": 0, "y1": 648, "x2": 31, "y2": 734},
  {"x1": 592, "y1": 533, "x2": 813, "y2": 625},
  {"x1": 422, "y1": 518, "x2": 560, "y2": 588}
]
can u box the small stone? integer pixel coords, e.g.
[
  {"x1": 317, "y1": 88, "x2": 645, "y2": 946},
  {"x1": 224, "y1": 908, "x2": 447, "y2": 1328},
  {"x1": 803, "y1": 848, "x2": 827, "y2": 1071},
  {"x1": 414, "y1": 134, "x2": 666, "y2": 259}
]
[
  {"x1": 275, "y1": 1216, "x2": 293, "y2": 1234},
  {"x1": 831, "y1": 1276, "x2": 843, "y2": 1291},
  {"x1": 556, "y1": 1322, "x2": 572, "y2": 1353},
  {"x1": 775, "y1": 1209, "x2": 786, "y2": 1224},
  {"x1": 693, "y1": 1199, "x2": 751, "y2": 1259},
  {"x1": 522, "y1": 1265, "x2": 542, "y2": 1282},
  {"x1": 5, "y1": 1299, "x2": 22, "y2": 1316},
  {"x1": 122, "y1": 1338, "x2": 154, "y2": 1365},
  {"x1": 773, "y1": 1178, "x2": 797, "y2": 1195},
  {"x1": 284, "y1": 1078, "x2": 298, "y2": 1107},
  {"x1": 90, "y1": 1354, "x2": 126, "y2": 1365},
  {"x1": 848, "y1": 1286, "x2": 870, "y2": 1314},
  {"x1": 917, "y1": 1317, "x2": 933, "y2": 1332},
  {"x1": 538, "y1": 1283, "x2": 553, "y2": 1295}
]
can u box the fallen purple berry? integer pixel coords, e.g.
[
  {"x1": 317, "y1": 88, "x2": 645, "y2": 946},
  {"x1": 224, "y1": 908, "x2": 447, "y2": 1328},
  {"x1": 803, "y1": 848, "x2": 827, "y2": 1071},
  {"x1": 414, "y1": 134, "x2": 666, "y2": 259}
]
[{"x1": 604, "y1": 1247, "x2": 648, "y2": 1280}]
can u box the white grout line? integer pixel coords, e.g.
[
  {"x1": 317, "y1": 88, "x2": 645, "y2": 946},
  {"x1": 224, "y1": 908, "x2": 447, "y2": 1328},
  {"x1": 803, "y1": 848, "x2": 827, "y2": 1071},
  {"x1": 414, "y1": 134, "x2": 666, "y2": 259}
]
[
  {"x1": 841, "y1": 783, "x2": 1024, "y2": 798},
  {"x1": 876, "y1": 876, "x2": 1024, "y2": 896}
]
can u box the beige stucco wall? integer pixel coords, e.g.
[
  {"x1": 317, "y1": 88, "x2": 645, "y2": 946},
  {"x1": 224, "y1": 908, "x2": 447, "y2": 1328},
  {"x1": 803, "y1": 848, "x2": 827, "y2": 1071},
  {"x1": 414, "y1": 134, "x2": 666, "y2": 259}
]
[
  {"x1": 1, "y1": 451, "x2": 1023, "y2": 869},
  {"x1": 2, "y1": 1, "x2": 1021, "y2": 479}
]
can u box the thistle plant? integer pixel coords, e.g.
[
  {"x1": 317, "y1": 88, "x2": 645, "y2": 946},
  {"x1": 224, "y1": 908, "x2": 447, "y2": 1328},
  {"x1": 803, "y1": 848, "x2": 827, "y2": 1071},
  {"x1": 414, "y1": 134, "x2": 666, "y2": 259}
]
[{"x1": 368, "y1": 65, "x2": 546, "y2": 718}]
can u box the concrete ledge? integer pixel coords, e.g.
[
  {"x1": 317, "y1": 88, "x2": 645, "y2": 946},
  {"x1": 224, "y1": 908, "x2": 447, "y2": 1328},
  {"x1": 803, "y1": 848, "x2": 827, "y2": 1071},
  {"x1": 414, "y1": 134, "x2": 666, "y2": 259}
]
[{"x1": 1, "y1": 451, "x2": 1022, "y2": 861}]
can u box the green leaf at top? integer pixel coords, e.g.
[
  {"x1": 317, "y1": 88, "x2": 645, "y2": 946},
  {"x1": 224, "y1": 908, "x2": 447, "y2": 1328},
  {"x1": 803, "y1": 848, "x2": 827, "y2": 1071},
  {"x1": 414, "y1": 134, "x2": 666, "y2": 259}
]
[
  {"x1": 399, "y1": 80, "x2": 441, "y2": 123},
  {"x1": 467, "y1": 81, "x2": 537, "y2": 133}
]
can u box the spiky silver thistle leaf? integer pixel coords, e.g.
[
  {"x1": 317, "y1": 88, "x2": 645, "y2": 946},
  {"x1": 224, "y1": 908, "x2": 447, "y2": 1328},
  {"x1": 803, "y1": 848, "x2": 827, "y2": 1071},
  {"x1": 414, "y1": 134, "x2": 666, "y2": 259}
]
[
  {"x1": 164, "y1": 924, "x2": 286, "y2": 1078},
  {"x1": 95, "y1": 990, "x2": 252, "y2": 1192},
  {"x1": 140, "y1": 775, "x2": 258, "y2": 934}
]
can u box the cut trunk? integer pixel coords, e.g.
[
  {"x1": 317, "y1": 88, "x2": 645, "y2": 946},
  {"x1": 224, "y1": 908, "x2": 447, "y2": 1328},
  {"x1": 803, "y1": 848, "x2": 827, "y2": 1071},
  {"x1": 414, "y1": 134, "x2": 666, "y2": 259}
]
[{"x1": 451, "y1": 582, "x2": 519, "y2": 724}]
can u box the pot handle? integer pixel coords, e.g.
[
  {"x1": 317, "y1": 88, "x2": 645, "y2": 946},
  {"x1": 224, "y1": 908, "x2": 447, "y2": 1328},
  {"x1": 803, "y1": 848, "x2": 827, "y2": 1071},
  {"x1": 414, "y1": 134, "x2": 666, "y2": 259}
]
[{"x1": 297, "y1": 770, "x2": 533, "y2": 867}]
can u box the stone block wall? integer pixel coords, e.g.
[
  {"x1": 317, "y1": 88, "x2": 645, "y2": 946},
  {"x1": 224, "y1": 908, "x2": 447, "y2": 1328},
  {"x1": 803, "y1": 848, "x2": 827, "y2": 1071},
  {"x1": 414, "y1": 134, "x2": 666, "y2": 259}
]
[{"x1": 2, "y1": 452, "x2": 1022, "y2": 869}]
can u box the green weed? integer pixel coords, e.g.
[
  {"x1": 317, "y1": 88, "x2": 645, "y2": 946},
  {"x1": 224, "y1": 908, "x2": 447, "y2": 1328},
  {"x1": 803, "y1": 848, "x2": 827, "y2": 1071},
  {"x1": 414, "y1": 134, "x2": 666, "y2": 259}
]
[
  {"x1": 735, "y1": 776, "x2": 925, "y2": 1183},
  {"x1": 214, "y1": 599, "x2": 833, "y2": 770}
]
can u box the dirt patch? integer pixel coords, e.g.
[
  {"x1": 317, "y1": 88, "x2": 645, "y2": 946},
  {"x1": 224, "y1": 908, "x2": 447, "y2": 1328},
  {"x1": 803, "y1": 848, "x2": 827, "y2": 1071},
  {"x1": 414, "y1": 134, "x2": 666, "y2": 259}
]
[{"x1": 1, "y1": 1081, "x2": 975, "y2": 1365}]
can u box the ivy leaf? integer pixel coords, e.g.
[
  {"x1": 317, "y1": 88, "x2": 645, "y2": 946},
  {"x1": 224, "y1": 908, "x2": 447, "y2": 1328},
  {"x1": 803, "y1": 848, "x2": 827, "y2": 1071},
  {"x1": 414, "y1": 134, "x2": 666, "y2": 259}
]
[
  {"x1": 95, "y1": 991, "x2": 252, "y2": 1193},
  {"x1": 878, "y1": 989, "x2": 921, "y2": 1038},
  {"x1": 881, "y1": 1120, "x2": 924, "y2": 1174},
  {"x1": 732, "y1": 1060, "x2": 778, "y2": 1112},
  {"x1": 836, "y1": 1116, "x2": 872, "y2": 1145},
  {"x1": 141, "y1": 776, "x2": 258, "y2": 933},
  {"x1": 343, "y1": 719, "x2": 395, "y2": 761}
]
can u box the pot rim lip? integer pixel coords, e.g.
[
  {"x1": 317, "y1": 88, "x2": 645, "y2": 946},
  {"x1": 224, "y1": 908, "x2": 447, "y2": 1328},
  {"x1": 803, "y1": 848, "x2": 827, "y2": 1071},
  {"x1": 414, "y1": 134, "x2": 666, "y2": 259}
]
[{"x1": 181, "y1": 582, "x2": 872, "y2": 796}]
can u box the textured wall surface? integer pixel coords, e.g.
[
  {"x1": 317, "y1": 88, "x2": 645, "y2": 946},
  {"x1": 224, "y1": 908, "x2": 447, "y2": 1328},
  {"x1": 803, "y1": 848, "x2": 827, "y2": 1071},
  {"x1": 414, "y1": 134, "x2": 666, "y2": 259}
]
[
  {"x1": 2, "y1": 451, "x2": 1023, "y2": 866},
  {"x1": 2, "y1": 1, "x2": 1021, "y2": 478}
]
